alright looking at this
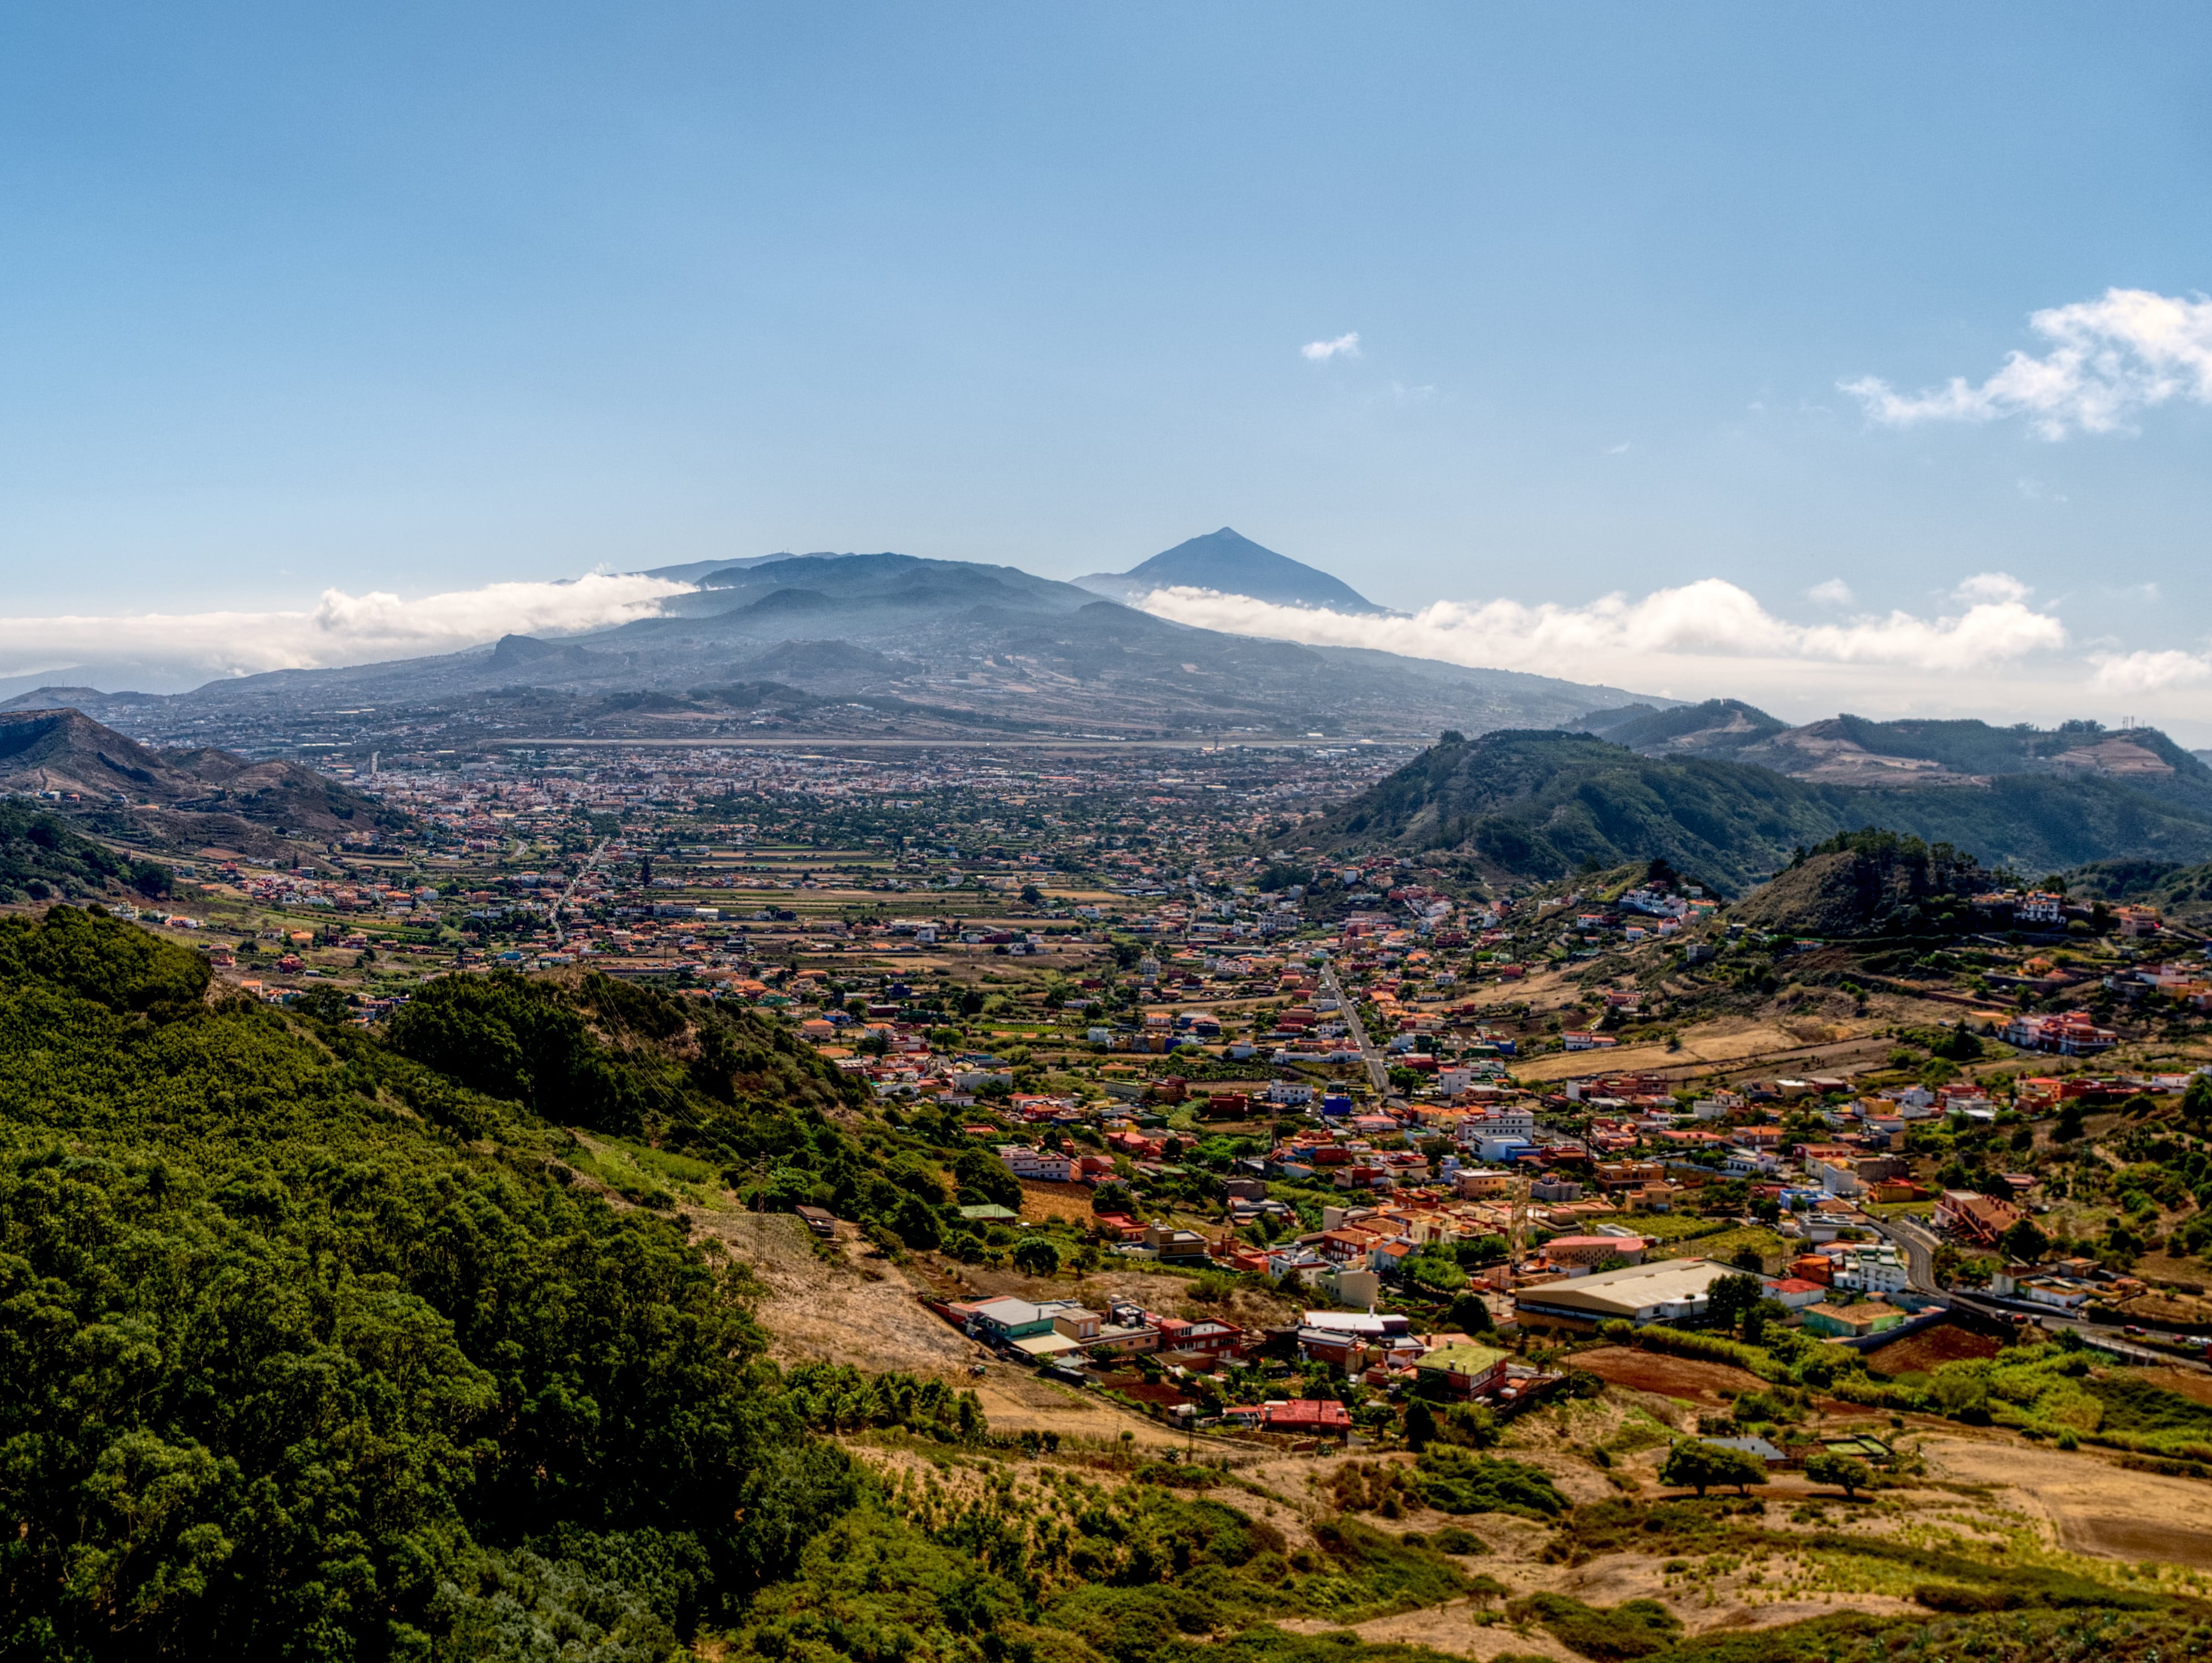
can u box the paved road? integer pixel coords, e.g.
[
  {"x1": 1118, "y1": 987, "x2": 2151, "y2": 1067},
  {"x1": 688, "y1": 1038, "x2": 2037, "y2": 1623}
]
[
  {"x1": 550, "y1": 838, "x2": 611, "y2": 945},
  {"x1": 1941, "y1": 1288, "x2": 2206, "y2": 1368},
  {"x1": 1863, "y1": 1215, "x2": 2207, "y2": 1370},
  {"x1": 1321, "y1": 964, "x2": 1391, "y2": 1097},
  {"x1": 1868, "y1": 1214, "x2": 1941, "y2": 1293}
]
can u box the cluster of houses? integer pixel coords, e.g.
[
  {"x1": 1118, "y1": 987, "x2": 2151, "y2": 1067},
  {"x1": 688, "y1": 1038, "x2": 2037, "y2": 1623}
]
[
  {"x1": 940, "y1": 1291, "x2": 1536, "y2": 1422},
  {"x1": 2104, "y1": 959, "x2": 2212, "y2": 1013}
]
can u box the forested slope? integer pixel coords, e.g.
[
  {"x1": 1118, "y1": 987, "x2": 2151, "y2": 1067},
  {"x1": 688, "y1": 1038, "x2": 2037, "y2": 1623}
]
[
  {"x1": 0, "y1": 908, "x2": 1476, "y2": 1662},
  {"x1": 0, "y1": 906, "x2": 885, "y2": 1657},
  {"x1": 0, "y1": 802, "x2": 173, "y2": 906}
]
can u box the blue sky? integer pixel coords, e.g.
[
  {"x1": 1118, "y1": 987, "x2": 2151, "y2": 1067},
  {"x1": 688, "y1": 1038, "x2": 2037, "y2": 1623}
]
[{"x1": 4, "y1": 3, "x2": 2212, "y2": 728}]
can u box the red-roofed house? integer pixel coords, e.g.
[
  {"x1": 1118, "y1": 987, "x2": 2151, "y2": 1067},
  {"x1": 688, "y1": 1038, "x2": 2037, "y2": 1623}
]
[{"x1": 1261, "y1": 1399, "x2": 1351, "y2": 1433}]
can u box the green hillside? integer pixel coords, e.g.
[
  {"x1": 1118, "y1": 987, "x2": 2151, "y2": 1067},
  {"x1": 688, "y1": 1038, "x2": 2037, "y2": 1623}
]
[
  {"x1": 0, "y1": 800, "x2": 174, "y2": 905},
  {"x1": 1728, "y1": 828, "x2": 1991, "y2": 937},
  {"x1": 1313, "y1": 730, "x2": 2212, "y2": 893},
  {"x1": 0, "y1": 907, "x2": 1503, "y2": 1661},
  {"x1": 2066, "y1": 857, "x2": 2212, "y2": 928}
]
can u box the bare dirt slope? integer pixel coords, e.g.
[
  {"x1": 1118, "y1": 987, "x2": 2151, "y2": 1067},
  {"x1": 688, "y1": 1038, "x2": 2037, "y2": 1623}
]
[
  {"x1": 693, "y1": 1210, "x2": 976, "y2": 1374},
  {"x1": 1923, "y1": 1434, "x2": 2212, "y2": 1569},
  {"x1": 694, "y1": 1210, "x2": 1180, "y2": 1447}
]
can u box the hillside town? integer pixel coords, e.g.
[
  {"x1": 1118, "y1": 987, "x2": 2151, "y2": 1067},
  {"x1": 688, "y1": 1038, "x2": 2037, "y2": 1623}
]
[{"x1": 63, "y1": 738, "x2": 2212, "y2": 1446}]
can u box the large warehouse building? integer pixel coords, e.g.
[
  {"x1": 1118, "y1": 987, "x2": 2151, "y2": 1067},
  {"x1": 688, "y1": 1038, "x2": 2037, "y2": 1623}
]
[{"x1": 1512, "y1": 1258, "x2": 1747, "y2": 1330}]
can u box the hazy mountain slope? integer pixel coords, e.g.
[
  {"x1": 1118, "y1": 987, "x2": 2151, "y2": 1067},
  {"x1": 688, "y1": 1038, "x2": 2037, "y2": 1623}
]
[
  {"x1": 0, "y1": 708, "x2": 402, "y2": 856},
  {"x1": 1314, "y1": 728, "x2": 2212, "y2": 893},
  {"x1": 1074, "y1": 526, "x2": 1382, "y2": 611},
  {"x1": 1587, "y1": 705, "x2": 2212, "y2": 810},
  {"x1": 10, "y1": 551, "x2": 1657, "y2": 751},
  {"x1": 1575, "y1": 697, "x2": 1787, "y2": 753}
]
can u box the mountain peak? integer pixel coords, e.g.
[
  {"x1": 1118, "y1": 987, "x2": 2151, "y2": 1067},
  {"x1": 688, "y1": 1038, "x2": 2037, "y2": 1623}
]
[{"x1": 1073, "y1": 527, "x2": 1383, "y2": 613}]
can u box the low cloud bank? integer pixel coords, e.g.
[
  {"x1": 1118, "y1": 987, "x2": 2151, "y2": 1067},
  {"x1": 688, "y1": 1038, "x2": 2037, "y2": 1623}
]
[
  {"x1": 1135, "y1": 579, "x2": 2212, "y2": 735},
  {"x1": 0, "y1": 572, "x2": 689, "y2": 686},
  {"x1": 1139, "y1": 575, "x2": 2063, "y2": 672}
]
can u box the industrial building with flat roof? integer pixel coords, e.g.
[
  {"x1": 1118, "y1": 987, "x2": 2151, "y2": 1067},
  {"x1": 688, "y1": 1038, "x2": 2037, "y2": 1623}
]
[{"x1": 1512, "y1": 1258, "x2": 1744, "y2": 1329}]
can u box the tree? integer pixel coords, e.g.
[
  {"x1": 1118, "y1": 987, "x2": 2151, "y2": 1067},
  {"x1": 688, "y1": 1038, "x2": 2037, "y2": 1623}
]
[
  {"x1": 2181, "y1": 1073, "x2": 2212, "y2": 1133},
  {"x1": 885, "y1": 1190, "x2": 942, "y2": 1251},
  {"x1": 1999, "y1": 1217, "x2": 2050, "y2": 1265},
  {"x1": 954, "y1": 1147, "x2": 1022, "y2": 1210},
  {"x1": 1659, "y1": 1439, "x2": 1767, "y2": 1497},
  {"x1": 1802, "y1": 1452, "x2": 1873, "y2": 1499},
  {"x1": 1010, "y1": 1237, "x2": 1061, "y2": 1278},
  {"x1": 1445, "y1": 1292, "x2": 1494, "y2": 1335},
  {"x1": 1704, "y1": 1272, "x2": 1762, "y2": 1335},
  {"x1": 1404, "y1": 1400, "x2": 1439, "y2": 1452},
  {"x1": 1730, "y1": 1245, "x2": 1765, "y2": 1273}
]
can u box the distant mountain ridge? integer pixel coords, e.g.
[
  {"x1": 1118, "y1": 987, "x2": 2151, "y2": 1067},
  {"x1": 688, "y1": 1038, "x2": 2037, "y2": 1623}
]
[
  {"x1": 1074, "y1": 527, "x2": 1383, "y2": 612},
  {"x1": 1314, "y1": 727, "x2": 2212, "y2": 893},
  {"x1": 8, "y1": 546, "x2": 1651, "y2": 750},
  {"x1": 1580, "y1": 699, "x2": 2212, "y2": 812},
  {"x1": 0, "y1": 708, "x2": 398, "y2": 854}
]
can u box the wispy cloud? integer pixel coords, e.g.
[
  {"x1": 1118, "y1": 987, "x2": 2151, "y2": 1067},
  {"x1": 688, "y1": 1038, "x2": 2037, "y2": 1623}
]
[
  {"x1": 1808, "y1": 578, "x2": 1853, "y2": 607},
  {"x1": 1842, "y1": 288, "x2": 2212, "y2": 438},
  {"x1": 1300, "y1": 332, "x2": 1361, "y2": 362},
  {"x1": 0, "y1": 572, "x2": 691, "y2": 685}
]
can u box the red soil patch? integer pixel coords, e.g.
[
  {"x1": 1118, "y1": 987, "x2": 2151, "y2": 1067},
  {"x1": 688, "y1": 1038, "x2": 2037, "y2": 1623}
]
[
  {"x1": 1859, "y1": 1319, "x2": 2003, "y2": 1376},
  {"x1": 1571, "y1": 1345, "x2": 1771, "y2": 1404}
]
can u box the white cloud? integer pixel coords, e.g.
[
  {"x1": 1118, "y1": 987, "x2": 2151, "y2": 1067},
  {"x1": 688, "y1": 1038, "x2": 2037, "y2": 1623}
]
[
  {"x1": 1301, "y1": 332, "x2": 1361, "y2": 362},
  {"x1": 2090, "y1": 649, "x2": 2212, "y2": 693},
  {"x1": 1952, "y1": 571, "x2": 2030, "y2": 605},
  {"x1": 1842, "y1": 287, "x2": 2212, "y2": 438},
  {"x1": 1139, "y1": 578, "x2": 2065, "y2": 676},
  {"x1": 0, "y1": 571, "x2": 691, "y2": 685},
  {"x1": 1808, "y1": 578, "x2": 1853, "y2": 607}
]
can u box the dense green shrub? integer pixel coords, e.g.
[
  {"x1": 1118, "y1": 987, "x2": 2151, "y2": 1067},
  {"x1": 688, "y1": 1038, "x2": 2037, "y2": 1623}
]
[
  {"x1": 1506, "y1": 1592, "x2": 1682, "y2": 1661},
  {"x1": 1414, "y1": 1448, "x2": 1566, "y2": 1518}
]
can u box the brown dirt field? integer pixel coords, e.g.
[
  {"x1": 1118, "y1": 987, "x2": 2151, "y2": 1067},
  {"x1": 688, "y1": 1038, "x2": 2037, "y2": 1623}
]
[
  {"x1": 2129, "y1": 1253, "x2": 2212, "y2": 1293},
  {"x1": 1858, "y1": 1321, "x2": 2004, "y2": 1375},
  {"x1": 691, "y1": 1210, "x2": 1187, "y2": 1447},
  {"x1": 1922, "y1": 1434, "x2": 2212, "y2": 1569},
  {"x1": 1567, "y1": 1346, "x2": 1772, "y2": 1404},
  {"x1": 964, "y1": 1370, "x2": 1182, "y2": 1448},
  {"x1": 1016, "y1": 1178, "x2": 1102, "y2": 1224},
  {"x1": 2117, "y1": 1287, "x2": 2212, "y2": 1328},
  {"x1": 1264, "y1": 1445, "x2": 1925, "y2": 1650}
]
